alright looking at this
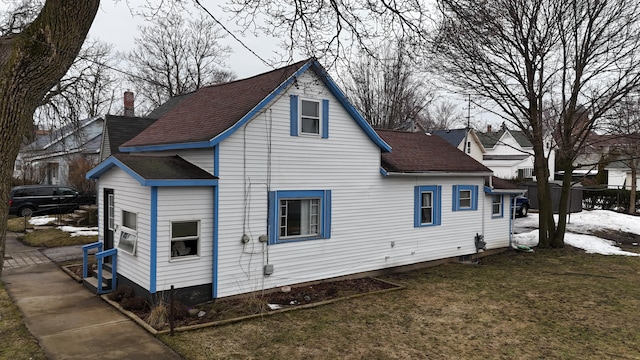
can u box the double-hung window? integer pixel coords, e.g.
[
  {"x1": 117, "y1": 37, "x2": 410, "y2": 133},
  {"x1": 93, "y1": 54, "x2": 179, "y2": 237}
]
[
  {"x1": 118, "y1": 210, "x2": 137, "y2": 255},
  {"x1": 414, "y1": 185, "x2": 442, "y2": 227},
  {"x1": 492, "y1": 195, "x2": 503, "y2": 218},
  {"x1": 290, "y1": 95, "x2": 329, "y2": 138},
  {"x1": 269, "y1": 190, "x2": 331, "y2": 244},
  {"x1": 452, "y1": 185, "x2": 478, "y2": 211},
  {"x1": 171, "y1": 221, "x2": 199, "y2": 259}
]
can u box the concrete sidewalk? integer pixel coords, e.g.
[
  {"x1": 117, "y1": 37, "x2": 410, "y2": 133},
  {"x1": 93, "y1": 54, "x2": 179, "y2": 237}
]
[{"x1": 2, "y1": 232, "x2": 183, "y2": 360}]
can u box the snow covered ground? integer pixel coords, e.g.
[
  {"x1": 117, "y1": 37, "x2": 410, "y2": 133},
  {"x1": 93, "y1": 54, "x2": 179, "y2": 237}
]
[
  {"x1": 513, "y1": 210, "x2": 640, "y2": 256},
  {"x1": 29, "y1": 216, "x2": 98, "y2": 237}
]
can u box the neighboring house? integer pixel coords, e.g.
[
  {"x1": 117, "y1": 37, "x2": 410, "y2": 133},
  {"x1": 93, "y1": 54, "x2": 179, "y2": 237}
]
[
  {"x1": 86, "y1": 59, "x2": 523, "y2": 305},
  {"x1": 577, "y1": 133, "x2": 640, "y2": 190},
  {"x1": 15, "y1": 116, "x2": 104, "y2": 186},
  {"x1": 477, "y1": 126, "x2": 555, "y2": 181},
  {"x1": 433, "y1": 128, "x2": 485, "y2": 162}
]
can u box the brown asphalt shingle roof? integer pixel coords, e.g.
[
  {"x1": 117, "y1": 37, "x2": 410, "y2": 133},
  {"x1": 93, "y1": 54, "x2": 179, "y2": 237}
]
[
  {"x1": 113, "y1": 154, "x2": 217, "y2": 180},
  {"x1": 377, "y1": 129, "x2": 491, "y2": 173},
  {"x1": 122, "y1": 60, "x2": 310, "y2": 148}
]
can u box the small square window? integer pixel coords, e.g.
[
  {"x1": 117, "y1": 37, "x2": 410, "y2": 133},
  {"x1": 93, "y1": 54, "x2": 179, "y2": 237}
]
[
  {"x1": 171, "y1": 221, "x2": 199, "y2": 258},
  {"x1": 453, "y1": 185, "x2": 478, "y2": 211},
  {"x1": 118, "y1": 210, "x2": 137, "y2": 255}
]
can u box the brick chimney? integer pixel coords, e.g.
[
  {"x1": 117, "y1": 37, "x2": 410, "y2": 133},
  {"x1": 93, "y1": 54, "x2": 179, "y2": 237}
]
[{"x1": 124, "y1": 91, "x2": 134, "y2": 117}]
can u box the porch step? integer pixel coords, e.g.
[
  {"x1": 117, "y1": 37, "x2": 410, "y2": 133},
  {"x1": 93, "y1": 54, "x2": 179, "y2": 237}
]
[{"x1": 83, "y1": 268, "x2": 113, "y2": 294}]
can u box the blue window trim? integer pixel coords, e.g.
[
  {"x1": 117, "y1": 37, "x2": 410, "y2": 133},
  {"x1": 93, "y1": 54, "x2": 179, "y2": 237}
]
[
  {"x1": 452, "y1": 185, "x2": 478, "y2": 211},
  {"x1": 414, "y1": 185, "x2": 442, "y2": 227},
  {"x1": 290, "y1": 96, "x2": 329, "y2": 138},
  {"x1": 491, "y1": 194, "x2": 504, "y2": 218},
  {"x1": 268, "y1": 190, "x2": 332, "y2": 244}
]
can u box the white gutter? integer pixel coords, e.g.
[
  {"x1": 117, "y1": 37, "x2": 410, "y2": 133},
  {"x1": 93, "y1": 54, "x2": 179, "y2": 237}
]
[{"x1": 384, "y1": 171, "x2": 493, "y2": 177}]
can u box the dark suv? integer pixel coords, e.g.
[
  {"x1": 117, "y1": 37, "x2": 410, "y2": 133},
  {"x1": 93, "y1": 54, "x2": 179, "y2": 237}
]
[{"x1": 9, "y1": 185, "x2": 96, "y2": 217}]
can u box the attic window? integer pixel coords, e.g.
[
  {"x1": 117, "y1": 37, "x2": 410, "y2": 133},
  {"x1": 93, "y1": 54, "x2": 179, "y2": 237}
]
[
  {"x1": 290, "y1": 95, "x2": 329, "y2": 138},
  {"x1": 301, "y1": 100, "x2": 320, "y2": 134}
]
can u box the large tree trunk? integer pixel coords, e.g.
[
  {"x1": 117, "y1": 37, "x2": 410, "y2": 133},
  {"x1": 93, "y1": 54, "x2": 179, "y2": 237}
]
[
  {"x1": 631, "y1": 164, "x2": 637, "y2": 215},
  {"x1": 554, "y1": 160, "x2": 574, "y2": 248},
  {"x1": 533, "y1": 141, "x2": 555, "y2": 248},
  {"x1": 0, "y1": 0, "x2": 100, "y2": 277}
]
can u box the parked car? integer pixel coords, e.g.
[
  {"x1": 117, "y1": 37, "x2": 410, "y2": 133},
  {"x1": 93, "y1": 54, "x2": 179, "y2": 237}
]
[
  {"x1": 515, "y1": 195, "x2": 529, "y2": 217},
  {"x1": 9, "y1": 185, "x2": 96, "y2": 217}
]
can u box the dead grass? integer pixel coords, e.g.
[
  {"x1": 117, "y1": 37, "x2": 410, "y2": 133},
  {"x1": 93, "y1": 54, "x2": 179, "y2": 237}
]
[
  {"x1": 160, "y1": 248, "x2": 640, "y2": 360},
  {"x1": 0, "y1": 281, "x2": 46, "y2": 360},
  {"x1": 19, "y1": 228, "x2": 96, "y2": 247},
  {"x1": 6, "y1": 216, "x2": 38, "y2": 232}
]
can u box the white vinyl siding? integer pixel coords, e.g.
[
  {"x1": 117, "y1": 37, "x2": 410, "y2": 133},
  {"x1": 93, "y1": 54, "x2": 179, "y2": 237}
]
[
  {"x1": 97, "y1": 168, "x2": 151, "y2": 290},
  {"x1": 213, "y1": 69, "x2": 509, "y2": 298},
  {"x1": 154, "y1": 187, "x2": 213, "y2": 291}
]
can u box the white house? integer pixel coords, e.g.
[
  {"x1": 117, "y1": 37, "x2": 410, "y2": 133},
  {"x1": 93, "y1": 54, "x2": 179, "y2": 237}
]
[
  {"x1": 478, "y1": 126, "x2": 555, "y2": 181},
  {"x1": 86, "y1": 59, "x2": 522, "y2": 304},
  {"x1": 433, "y1": 128, "x2": 485, "y2": 163},
  {"x1": 15, "y1": 116, "x2": 103, "y2": 186}
]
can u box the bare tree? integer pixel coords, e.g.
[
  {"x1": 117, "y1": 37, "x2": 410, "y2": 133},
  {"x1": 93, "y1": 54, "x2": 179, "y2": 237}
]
[
  {"x1": 424, "y1": 100, "x2": 467, "y2": 131},
  {"x1": 0, "y1": 0, "x2": 99, "y2": 275},
  {"x1": 34, "y1": 39, "x2": 120, "y2": 129},
  {"x1": 341, "y1": 41, "x2": 432, "y2": 130},
  {"x1": 431, "y1": 0, "x2": 640, "y2": 247},
  {"x1": 126, "y1": 13, "x2": 235, "y2": 113}
]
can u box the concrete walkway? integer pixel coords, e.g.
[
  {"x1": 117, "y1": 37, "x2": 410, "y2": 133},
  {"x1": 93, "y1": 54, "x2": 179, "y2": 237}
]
[{"x1": 2, "y1": 232, "x2": 183, "y2": 360}]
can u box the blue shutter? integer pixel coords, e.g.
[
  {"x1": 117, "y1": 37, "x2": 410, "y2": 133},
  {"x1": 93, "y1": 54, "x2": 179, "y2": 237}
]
[
  {"x1": 290, "y1": 95, "x2": 299, "y2": 136},
  {"x1": 414, "y1": 186, "x2": 421, "y2": 228},
  {"x1": 323, "y1": 190, "x2": 332, "y2": 238},
  {"x1": 452, "y1": 185, "x2": 459, "y2": 211},
  {"x1": 268, "y1": 191, "x2": 277, "y2": 244},
  {"x1": 435, "y1": 186, "x2": 442, "y2": 225},
  {"x1": 322, "y1": 99, "x2": 329, "y2": 138}
]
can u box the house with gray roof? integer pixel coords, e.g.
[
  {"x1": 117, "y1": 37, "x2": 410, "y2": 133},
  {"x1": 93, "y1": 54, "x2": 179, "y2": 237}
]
[
  {"x1": 477, "y1": 126, "x2": 555, "y2": 181},
  {"x1": 85, "y1": 59, "x2": 522, "y2": 304},
  {"x1": 433, "y1": 128, "x2": 485, "y2": 163}
]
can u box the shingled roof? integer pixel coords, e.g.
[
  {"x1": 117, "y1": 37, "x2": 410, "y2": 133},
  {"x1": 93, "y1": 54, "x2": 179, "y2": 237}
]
[
  {"x1": 102, "y1": 115, "x2": 157, "y2": 159},
  {"x1": 121, "y1": 60, "x2": 310, "y2": 149},
  {"x1": 377, "y1": 130, "x2": 491, "y2": 174},
  {"x1": 87, "y1": 154, "x2": 218, "y2": 185}
]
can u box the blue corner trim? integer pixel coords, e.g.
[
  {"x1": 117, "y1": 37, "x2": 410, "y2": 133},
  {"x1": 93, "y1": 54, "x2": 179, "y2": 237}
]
[
  {"x1": 290, "y1": 95, "x2": 299, "y2": 136},
  {"x1": 414, "y1": 185, "x2": 441, "y2": 227},
  {"x1": 150, "y1": 187, "x2": 158, "y2": 293},
  {"x1": 268, "y1": 189, "x2": 332, "y2": 244},
  {"x1": 212, "y1": 185, "x2": 219, "y2": 299},
  {"x1": 452, "y1": 185, "x2": 478, "y2": 211},
  {"x1": 213, "y1": 144, "x2": 219, "y2": 177},
  {"x1": 322, "y1": 99, "x2": 329, "y2": 139},
  {"x1": 380, "y1": 168, "x2": 389, "y2": 177}
]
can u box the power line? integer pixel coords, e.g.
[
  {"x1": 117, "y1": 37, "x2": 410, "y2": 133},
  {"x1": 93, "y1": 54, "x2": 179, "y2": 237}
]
[{"x1": 192, "y1": 0, "x2": 274, "y2": 70}]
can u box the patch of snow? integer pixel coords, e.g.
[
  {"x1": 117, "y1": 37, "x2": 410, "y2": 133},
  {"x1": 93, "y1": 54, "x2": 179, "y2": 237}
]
[
  {"x1": 28, "y1": 216, "x2": 55, "y2": 226},
  {"x1": 513, "y1": 210, "x2": 640, "y2": 257},
  {"x1": 57, "y1": 225, "x2": 98, "y2": 237}
]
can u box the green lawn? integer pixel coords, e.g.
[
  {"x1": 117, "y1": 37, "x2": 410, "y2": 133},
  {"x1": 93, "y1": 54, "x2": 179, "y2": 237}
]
[{"x1": 160, "y1": 248, "x2": 640, "y2": 359}]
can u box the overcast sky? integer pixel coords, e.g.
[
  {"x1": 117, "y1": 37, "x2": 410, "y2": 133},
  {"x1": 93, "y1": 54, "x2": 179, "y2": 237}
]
[{"x1": 89, "y1": 1, "x2": 282, "y2": 79}]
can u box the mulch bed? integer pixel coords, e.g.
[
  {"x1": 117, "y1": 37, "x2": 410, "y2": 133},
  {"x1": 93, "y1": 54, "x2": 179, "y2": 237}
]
[{"x1": 63, "y1": 263, "x2": 402, "y2": 332}]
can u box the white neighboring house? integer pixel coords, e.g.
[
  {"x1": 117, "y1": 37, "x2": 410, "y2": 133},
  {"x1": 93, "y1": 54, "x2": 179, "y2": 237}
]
[
  {"x1": 15, "y1": 116, "x2": 103, "y2": 186},
  {"x1": 433, "y1": 128, "x2": 485, "y2": 163},
  {"x1": 86, "y1": 59, "x2": 523, "y2": 305},
  {"x1": 478, "y1": 126, "x2": 555, "y2": 181}
]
